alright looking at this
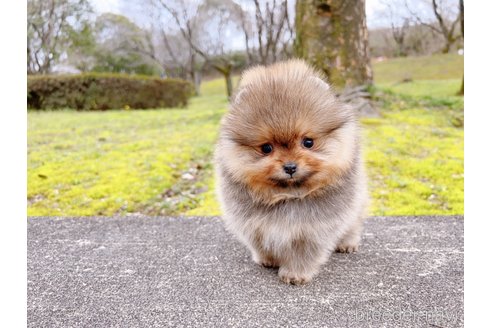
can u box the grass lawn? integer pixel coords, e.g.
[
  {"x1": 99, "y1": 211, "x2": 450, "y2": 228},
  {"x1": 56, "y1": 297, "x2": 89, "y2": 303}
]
[
  {"x1": 28, "y1": 54, "x2": 464, "y2": 216},
  {"x1": 372, "y1": 53, "x2": 464, "y2": 83}
]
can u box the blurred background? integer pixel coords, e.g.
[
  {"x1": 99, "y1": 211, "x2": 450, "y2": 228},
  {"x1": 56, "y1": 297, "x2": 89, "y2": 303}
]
[{"x1": 27, "y1": 0, "x2": 464, "y2": 217}]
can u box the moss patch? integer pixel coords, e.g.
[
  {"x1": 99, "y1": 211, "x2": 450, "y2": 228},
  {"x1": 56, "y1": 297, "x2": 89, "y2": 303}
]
[{"x1": 362, "y1": 98, "x2": 463, "y2": 215}]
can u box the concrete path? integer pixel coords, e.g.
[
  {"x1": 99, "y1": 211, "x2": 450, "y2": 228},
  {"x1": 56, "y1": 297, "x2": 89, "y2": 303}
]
[{"x1": 28, "y1": 216, "x2": 463, "y2": 327}]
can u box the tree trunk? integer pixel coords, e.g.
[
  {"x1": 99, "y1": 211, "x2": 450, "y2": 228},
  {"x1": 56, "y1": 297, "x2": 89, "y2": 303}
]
[
  {"x1": 213, "y1": 63, "x2": 234, "y2": 100},
  {"x1": 224, "y1": 70, "x2": 233, "y2": 100},
  {"x1": 442, "y1": 41, "x2": 451, "y2": 54},
  {"x1": 193, "y1": 69, "x2": 202, "y2": 96},
  {"x1": 295, "y1": 0, "x2": 373, "y2": 89},
  {"x1": 189, "y1": 52, "x2": 198, "y2": 95},
  {"x1": 457, "y1": 0, "x2": 464, "y2": 96},
  {"x1": 457, "y1": 75, "x2": 464, "y2": 96}
]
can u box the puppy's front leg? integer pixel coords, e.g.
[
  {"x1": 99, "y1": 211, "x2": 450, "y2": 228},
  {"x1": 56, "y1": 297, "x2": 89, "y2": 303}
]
[
  {"x1": 278, "y1": 238, "x2": 326, "y2": 285},
  {"x1": 336, "y1": 216, "x2": 365, "y2": 253}
]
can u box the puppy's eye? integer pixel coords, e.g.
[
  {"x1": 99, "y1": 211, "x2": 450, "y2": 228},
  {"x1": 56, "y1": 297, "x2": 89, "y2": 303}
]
[
  {"x1": 260, "y1": 143, "x2": 273, "y2": 154},
  {"x1": 302, "y1": 138, "x2": 314, "y2": 149}
]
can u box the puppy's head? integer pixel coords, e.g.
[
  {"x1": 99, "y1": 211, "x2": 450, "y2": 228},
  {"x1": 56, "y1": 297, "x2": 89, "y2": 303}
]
[{"x1": 217, "y1": 60, "x2": 358, "y2": 205}]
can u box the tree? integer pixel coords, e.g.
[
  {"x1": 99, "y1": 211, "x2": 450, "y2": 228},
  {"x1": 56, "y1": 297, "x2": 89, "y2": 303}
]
[
  {"x1": 295, "y1": 0, "x2": 373, "y2": 89},
  {"x1": 405, "y1": 0, "x2": 461, "y2": 53},
  {"x1": 378, "y1": 0, "x2": 412, "y2": 57},
  {"x1": 236, "y1": 0, "x2": 295, "y2": 66},
  {"x1": 457, "y1": 0, "x2": 464, "y2": 96},
  {"x1": 390, "y1": 18, "x2": 410, "y2": 57},
  {"x1": 66, "y1": 21, "x2": 97, "y2": 72},
  {"x1": 64, "y1": 13, "x2": 162, "y2": 75},
  {"x1": 147, "y1": 0, "x2": 206, "y2": 94},
  {"x1": 150, "y1": 29, "x2": 196, "y2": 80},
  {"x1": 27, "y1": 0, "x2": 92, "y2": 74},
  {"x1": 193, "y1": 0, "x2": 246, "y2": 98},
  {"x1": 89, "y1": 13, "x2": 160, "y2": 75},
  {"x1": 154, "y1": 0, "x2": 244, "y2": 98},
  {"x1": 120, "y1": 0, "x2": 201, "y2": 82}
]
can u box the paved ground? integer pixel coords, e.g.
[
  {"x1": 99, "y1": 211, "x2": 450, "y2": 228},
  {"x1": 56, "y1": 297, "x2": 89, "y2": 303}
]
[{"x1": 28, "y1": 216, "x2": 463, "y2": 327}]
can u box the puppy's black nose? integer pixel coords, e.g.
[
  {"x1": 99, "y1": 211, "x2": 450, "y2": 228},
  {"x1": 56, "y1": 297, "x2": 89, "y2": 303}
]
[{"x1": 283, "y1": 162, "x2": 297, "y2": 176}]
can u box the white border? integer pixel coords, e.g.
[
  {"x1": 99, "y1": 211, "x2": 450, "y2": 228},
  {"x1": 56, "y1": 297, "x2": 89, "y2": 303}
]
[
  {"x1": 4, "y1": 1, "x2": 482, "y2": 326},
  {"x1": 0, "y1": 0, "x2": 27, "y2": 326},
  {"x1": 464, "y1": 1, "x2": 492, "y2": 326}
]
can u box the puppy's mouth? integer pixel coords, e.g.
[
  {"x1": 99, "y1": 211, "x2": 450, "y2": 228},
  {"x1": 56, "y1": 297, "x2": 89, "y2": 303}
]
[{"x1": 269, "y1": 174, "x2": 312, "y2": 189}]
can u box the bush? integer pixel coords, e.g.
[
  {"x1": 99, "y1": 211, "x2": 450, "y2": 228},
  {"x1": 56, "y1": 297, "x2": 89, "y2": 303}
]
[{"x1": 27, "y1": 73, "x2": 194, "y2": 110}]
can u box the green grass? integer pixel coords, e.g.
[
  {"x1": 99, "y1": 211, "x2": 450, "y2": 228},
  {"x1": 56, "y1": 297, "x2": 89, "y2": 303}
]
[
  {"x1": 378, "y1": 79, "x2": 462, "y2": 98},
  {"x1": 373, "y1": 53, "x2": 463, "y2": 98},
  {"x1": 363, "y1": 100, "x2": 463, "y2": 215},
  {"x1": 373, "y1": 53, "x2": 464, "y2": 83},
  {"x1": 28, "y1": 94, "x2": 227, "y2": 216},
  {"x1": 28, "y1": 54, "x2": 464, "y2": 216}
]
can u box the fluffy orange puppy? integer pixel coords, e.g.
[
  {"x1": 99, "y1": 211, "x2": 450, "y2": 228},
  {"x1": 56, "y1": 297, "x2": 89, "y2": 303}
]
[{"x1": 214, "y1": 59, "x2": 369, "y2": 285}]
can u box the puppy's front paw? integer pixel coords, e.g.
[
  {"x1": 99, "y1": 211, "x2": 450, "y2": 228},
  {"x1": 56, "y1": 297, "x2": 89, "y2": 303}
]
[
  {"x1": 260, "y1": 259, "x2": 279, "y2": 268},
  {"x1": 253, "y1": 254, "x2": 279, "y2": 268},
  {"x1": 278, "y1": 267, "x2": 312, "y2": 285},
  {"x1": 336, "y1": 243, "x2": 359, "y2": 253}
]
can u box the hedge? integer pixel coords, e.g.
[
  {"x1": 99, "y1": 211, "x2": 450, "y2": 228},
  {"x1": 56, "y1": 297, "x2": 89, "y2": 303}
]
[{"x1": 27, "y1": 73, "x2": 194, "y2": 110}]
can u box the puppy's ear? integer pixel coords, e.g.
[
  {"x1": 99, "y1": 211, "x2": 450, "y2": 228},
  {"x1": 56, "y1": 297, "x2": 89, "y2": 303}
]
[
  {"x1": 232, "y1": 66, "x2": 265, "y2": 105},
  {"x1": 232, "y1": 87, "x2": 248, "y2": 105},
  {"x1": 308, "y1": 76, "x2": 331, "y2": 91},
  {"x1": 239, "y1": 66, "x2": 266, "y2": 88}
]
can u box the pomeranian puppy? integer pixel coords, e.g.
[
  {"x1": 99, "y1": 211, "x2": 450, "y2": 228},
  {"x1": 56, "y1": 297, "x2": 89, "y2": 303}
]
[{"x1": 214, "y1": 59, "x2": 368, "y2": 285}]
